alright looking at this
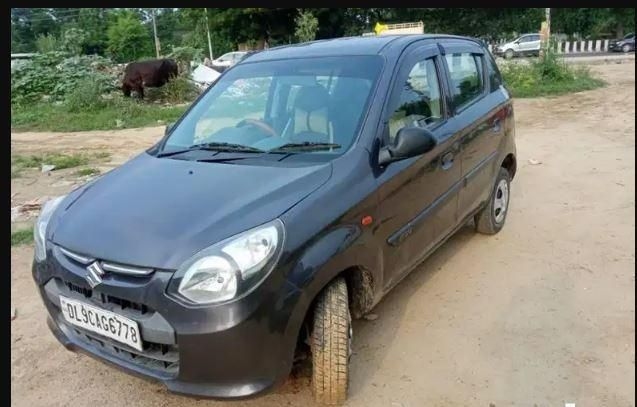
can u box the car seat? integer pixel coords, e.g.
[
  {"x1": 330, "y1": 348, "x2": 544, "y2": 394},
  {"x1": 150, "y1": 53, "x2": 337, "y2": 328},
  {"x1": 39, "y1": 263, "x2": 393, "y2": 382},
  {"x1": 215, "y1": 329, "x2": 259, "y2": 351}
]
[{"x1": 288, "y1": 85, "x2": 333, "y2": 144}]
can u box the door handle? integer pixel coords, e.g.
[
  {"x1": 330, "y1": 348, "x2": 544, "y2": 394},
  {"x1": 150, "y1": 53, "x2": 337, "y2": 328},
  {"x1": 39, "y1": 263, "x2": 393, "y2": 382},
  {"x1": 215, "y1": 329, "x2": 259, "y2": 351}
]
[{"x1": 441, "y1": 152, "x2": 454, "y2": 170}]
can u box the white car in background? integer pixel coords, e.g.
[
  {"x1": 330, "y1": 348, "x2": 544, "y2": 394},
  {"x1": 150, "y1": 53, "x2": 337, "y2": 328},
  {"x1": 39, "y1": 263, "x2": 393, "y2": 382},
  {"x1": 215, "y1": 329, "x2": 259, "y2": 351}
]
[
  {"x1": 494, "y1": 33, "x2": 541, "y2": 59},
  {"x1": 210, "y1": 51, "x2": 249, "y2": 71}
]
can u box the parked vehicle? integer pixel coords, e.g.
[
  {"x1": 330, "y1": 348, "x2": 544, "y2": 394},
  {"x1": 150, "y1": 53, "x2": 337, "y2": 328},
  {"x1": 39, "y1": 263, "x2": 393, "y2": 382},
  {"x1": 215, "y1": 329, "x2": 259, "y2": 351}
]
[
  {"x1": 609, "y1": 32, "x2": 635, "y2": 53},
  {"x1": 494, "y1": 33, "x2": 541, "y2": 59},
  {"x1": 210, "y1": 51, "x2": 250, "y2": 71},
  {"x1": 32, "y1": 34, "x2": 516, "y2": 405}
]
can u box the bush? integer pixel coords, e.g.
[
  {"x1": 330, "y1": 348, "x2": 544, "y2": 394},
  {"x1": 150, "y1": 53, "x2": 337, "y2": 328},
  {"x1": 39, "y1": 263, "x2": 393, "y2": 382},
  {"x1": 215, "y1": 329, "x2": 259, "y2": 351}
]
[
  {"x1": 11, "y1": 228, "x2": 34, "y2": 246},
  {"x1": 62, "y1": 28, "x2": 88, "y2": 55},
  {"x1": 500, "y1": 49, "x2": 605, "y2": 98},
  {"x1": 65, "y1": 77, "x2": 112, "y2": 112},
  {"x1": 155, "y1": 76, "x2": 199, "y2": 104},
  {"x1": 11, "y1": 52, "x2": 118, "y2": 105},
  {"x1": 168, "y1": 46, "x2": 204, "y2": 74},
  {"x1": 35, "y1": 33, "x2": 60, "y2": 53}
]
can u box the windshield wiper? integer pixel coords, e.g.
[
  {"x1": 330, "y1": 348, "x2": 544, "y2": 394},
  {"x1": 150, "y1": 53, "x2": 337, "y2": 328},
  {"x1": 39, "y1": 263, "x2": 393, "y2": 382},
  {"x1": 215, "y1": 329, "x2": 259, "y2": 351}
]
[
  {"x1": 157, "y1": 142, "x2": 264, "y2": 158},
  {"x1": 269, "y1": 142, "x2": 342, "y2": 153}
]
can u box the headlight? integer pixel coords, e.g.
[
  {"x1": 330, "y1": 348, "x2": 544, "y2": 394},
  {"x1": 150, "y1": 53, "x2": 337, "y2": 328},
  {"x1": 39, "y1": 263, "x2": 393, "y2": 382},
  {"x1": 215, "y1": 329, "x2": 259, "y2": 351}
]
[
  {"x1": 34, "y1": 195, "x2": 66, "y2": 262},
  {"x1": 168, "y1": 219, "x2": 285, "y2": 305}
]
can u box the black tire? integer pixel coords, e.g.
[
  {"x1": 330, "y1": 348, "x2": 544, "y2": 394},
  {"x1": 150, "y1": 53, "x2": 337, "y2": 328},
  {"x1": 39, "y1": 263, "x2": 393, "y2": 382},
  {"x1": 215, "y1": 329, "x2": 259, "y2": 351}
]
[
  {"x1": 504, "y1": 49, "x2": 515, "y2": 59},
  {"x1": 622, "y1": 44, "x2": 631, "y2": 53},
  {"x1": 475, "y1": 167, "x2": 511, "y2": 235},
  {"x1": 311, "y1": 277, "x2": 351, "y2": 405}
]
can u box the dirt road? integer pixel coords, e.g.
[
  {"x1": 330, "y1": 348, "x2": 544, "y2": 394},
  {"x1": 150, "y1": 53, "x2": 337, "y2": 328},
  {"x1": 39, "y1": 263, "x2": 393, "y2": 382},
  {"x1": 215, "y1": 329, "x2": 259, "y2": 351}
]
[{"x1": 11, "y1": 62, "x2": 635, "y2": 407}]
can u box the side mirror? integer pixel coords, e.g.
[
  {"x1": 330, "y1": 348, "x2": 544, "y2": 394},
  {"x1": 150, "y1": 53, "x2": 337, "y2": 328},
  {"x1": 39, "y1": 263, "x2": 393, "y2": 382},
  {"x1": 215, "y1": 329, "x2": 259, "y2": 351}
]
[
  {"x1": 165, "y1": 122, "x2": 174, "y2": 136},
  {"x1": 378, "y1": 126, "x2": 437, "y2": 166}
]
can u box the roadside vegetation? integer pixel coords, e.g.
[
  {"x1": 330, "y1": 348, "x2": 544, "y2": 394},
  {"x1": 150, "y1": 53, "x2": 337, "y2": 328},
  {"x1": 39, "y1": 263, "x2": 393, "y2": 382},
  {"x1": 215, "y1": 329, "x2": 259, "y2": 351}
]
[
  {"x1": 11, "y1": 152, "x2": 110, "y2": 178},
  {"x1": 11, "y1": 228, "x2": 34, "y2": 246},
  {"x1": 74, "y1": 167, "x2": 101, "y2": 177},
  {"x1": 11, "y1": 51, "x2": 193, "y2": 132},
  {"x1": 500, "y1": 49, "x2": 606, "y2": 98},
  {"x1": 12, "y1": 8, "x2": 627, "y2": 131},
  {"x1": 11, "y1": 101, "x2": 188, "y2": 132}
]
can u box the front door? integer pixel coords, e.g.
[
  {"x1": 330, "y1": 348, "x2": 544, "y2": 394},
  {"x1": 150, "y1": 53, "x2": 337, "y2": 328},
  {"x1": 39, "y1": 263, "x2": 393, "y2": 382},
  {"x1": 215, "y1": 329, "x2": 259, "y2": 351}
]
[{"x1": 374, "y1": 44, "x2": 462, "y2": 290}]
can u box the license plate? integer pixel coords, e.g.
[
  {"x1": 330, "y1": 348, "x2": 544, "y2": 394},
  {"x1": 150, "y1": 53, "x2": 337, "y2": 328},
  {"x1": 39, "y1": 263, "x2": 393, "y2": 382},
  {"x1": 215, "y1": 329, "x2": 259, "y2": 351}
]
[{"x1": 59, "y1": 296, "x2": 143, "y2": 351}]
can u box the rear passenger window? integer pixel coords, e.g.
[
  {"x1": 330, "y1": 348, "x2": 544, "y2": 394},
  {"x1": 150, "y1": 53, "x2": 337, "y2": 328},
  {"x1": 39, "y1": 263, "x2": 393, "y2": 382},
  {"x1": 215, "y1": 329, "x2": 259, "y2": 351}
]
[
  {"x1": 444, "y1": 53, "x2": 484, "y2": 110},
  {"x1": 388, "y1": 58, "x2": 443, "y2": 142},
  {"x1": 485, "y1": 54, "x2": 502, "y2": 91}
]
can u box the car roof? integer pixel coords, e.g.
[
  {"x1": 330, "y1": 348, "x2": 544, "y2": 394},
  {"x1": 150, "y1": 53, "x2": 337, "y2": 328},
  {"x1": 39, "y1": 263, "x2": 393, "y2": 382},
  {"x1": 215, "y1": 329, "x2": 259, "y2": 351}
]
[{"x1": 246, "y1": 34, "x2": 483, "y2": 62}]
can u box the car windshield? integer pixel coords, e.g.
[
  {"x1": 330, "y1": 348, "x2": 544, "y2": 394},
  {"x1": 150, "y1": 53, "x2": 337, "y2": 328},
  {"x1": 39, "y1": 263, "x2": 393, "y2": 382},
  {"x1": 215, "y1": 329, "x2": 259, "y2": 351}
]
[
  {"x1": 624, "y1": 33, "x2": 634, "y2": 39},
  {"x1": 161, "y1": 55, "x2": 383, "y2": 158}
]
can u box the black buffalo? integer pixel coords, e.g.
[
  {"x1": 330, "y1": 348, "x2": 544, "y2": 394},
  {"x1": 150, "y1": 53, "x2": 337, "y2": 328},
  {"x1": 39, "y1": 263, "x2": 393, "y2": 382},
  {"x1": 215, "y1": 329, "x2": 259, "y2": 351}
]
[{"x1": 122, "y1": 58, "x2": 178, "y2": 99}]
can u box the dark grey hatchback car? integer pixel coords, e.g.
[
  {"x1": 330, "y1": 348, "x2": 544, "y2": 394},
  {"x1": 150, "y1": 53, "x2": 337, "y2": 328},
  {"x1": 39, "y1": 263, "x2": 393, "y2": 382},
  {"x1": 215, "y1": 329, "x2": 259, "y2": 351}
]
[{"x1": 33, "y1": 34, "x2": 516, "y2": 405}]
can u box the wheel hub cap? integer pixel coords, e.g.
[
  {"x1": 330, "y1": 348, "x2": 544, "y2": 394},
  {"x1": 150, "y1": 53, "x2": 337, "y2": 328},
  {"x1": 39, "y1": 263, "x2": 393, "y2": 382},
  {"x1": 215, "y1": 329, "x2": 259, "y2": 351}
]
[{"x1": 493, "y1": 179, "x2": 509, "y2": 224}]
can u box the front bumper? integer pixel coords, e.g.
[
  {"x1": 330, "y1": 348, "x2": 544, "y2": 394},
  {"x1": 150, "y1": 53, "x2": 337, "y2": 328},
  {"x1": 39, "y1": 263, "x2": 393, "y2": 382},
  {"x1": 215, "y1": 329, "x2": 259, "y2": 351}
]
[
  {"x1": 609, "y1": 43, "x2": 633, "y2": 52},
  {"x1": 32, "y1": 244, "x2": 305, "y2": 399}
]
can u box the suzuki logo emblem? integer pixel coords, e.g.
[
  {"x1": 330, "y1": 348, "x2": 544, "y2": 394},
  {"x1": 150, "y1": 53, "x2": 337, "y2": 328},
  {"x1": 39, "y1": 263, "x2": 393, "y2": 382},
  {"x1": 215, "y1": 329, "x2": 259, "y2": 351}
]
[{"x1": 86, "y1": 261, "x2": 105, "y2": 288}]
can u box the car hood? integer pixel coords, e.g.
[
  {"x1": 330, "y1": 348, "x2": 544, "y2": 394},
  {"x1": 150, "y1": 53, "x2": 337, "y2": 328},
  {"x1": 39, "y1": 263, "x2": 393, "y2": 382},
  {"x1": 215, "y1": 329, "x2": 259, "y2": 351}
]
[{"x1": 51, "y1": 152, "x2": 332, "y2": 269}]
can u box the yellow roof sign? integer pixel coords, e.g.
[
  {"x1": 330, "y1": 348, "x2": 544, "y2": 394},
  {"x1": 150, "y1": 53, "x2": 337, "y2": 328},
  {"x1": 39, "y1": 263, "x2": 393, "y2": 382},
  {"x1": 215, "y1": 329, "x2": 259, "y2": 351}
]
[{"x1": 374, "y1": 22, "x2": 388, "y2": 35}]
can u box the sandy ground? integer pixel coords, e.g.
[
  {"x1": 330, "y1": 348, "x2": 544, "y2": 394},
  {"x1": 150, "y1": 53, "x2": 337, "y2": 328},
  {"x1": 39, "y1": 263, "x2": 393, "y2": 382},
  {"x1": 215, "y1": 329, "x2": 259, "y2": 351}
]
[{"x1": 11, "y1": 62, "x2": 635, "y2": 407}]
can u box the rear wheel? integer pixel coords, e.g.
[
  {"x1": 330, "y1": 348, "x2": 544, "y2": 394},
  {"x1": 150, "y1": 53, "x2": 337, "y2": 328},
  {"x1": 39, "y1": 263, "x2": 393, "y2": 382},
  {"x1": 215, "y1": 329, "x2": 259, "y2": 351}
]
[
  {"x1": 475, "y1": 167, "x2": 511, "y2": 235},
  {"x1": 504, "y1": 49, "x2": 515, "y2": 59},
  {"x1": 311, "y1": 277, "x2": 351, "y2": 405}
]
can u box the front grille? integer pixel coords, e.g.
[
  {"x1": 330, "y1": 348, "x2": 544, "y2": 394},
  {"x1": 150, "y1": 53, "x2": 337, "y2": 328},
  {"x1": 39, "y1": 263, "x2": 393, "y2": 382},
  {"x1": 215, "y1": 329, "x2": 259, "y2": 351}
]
[
  {"x1": 66, "y1": 281, "x2": 92, "y2": 298},
  {"x1": 50, "y1": 278, "x2": 178, "y2": 376},
  {"x1": 64, "y1": 280, "x2": 149, "y2": 315},
  {"x1": 58, "y1": 245, "x2": 155, "y2": 277},
  {"x1": 71, "y1": 326, "x2": 179, "y2": 375}
]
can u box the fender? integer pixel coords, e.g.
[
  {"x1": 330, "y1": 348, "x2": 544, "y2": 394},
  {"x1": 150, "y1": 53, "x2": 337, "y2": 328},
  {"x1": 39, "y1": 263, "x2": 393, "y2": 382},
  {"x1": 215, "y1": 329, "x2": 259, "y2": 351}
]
[{"x1": 274, "y1": 223, "x2": 383, "y2": 377}]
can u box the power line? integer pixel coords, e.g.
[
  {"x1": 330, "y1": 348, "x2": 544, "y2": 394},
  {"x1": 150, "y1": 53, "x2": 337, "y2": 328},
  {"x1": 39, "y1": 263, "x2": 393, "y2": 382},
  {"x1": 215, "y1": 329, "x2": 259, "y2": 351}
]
[{"x1": 13, "y1": 13, "x2": 83, "y2": 24}]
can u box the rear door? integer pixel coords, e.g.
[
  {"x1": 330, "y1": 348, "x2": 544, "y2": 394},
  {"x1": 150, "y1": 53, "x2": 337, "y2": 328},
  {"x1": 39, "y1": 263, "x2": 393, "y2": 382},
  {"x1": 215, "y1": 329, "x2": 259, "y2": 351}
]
[
  {"x1": 374, "y1": 43, "x2": 462, "y2": 290},
  {"x1": 440, "y1": 41, "x2": 508, "y2": 221},
  {"x1": 527, "y1": 34, "x2": 541, "y2": 52}
]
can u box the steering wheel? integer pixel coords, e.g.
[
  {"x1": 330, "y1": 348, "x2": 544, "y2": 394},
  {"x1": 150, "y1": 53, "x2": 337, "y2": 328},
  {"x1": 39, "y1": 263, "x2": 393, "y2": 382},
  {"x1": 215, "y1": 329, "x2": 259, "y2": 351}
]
[{"x1": 236, "y1": 118, "x2": 278, "y2": 138}]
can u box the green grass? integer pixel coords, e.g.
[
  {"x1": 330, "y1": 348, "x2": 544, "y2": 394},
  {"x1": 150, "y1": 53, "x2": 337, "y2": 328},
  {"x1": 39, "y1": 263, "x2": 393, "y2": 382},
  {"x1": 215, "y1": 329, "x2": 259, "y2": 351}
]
[
  {"x1": 74, "y1": 167, "x2": 101, "y2": 177},
  {"x1": 11, "y1": 152, "x2": 111, "y2": 178},
  {"x1": 11, "y1": 99, "x2": 188, "y2": 132},
  {"x1": 500, "y1": 53, "x2": 605, "y2": 98},
  {"x1": 11, "y1": 228, "x2": 34, "y2": 246}
]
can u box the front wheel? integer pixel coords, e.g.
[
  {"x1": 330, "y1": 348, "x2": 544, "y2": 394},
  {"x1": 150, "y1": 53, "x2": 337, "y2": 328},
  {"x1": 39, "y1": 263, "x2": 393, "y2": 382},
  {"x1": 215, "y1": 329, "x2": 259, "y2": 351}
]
[
  {"x1": 311, "y1": 277, "x2": 351, "y2": 405},
  {"x1": 622, "y1": 44, "x2": 631, "y2": 53},
  {"x1": 474, "y1": 167, "x2": 511, "y2": 235},
  {"x1": 504, "y1": 49, "x2": 515, "y2": 59}
]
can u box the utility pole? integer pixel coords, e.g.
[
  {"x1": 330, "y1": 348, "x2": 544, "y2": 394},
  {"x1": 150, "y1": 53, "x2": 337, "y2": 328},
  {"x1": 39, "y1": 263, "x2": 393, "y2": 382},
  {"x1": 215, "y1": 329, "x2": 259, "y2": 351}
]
[
  {"x1": 151, "y1": 8, "x2": 161, "y2": 58},
  {"x1": 204, "y1": 8, "x2": 213, "y2": 60},
  {"x1": 541, "y1": 7, "x2": 551, "y2": 58}
]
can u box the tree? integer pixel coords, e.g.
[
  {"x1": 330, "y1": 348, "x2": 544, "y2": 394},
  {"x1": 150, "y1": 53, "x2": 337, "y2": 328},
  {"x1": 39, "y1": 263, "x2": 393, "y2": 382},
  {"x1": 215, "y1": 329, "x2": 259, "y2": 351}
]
[
  {"x1": 106, "y1": 11, "x2": 153, "y2": 62},
  {"x1": 76, "y1": 8, "x2": 110, "y2": 55},
  {"x1": 62, "y1": 27, "x2": 87, "y2": 55},
  {"x1": 11, "y1": 8, "x2": 60, "y2": 52},
  {"x1": 294, "y1": 9, "x2": 319, "y2": 43}
]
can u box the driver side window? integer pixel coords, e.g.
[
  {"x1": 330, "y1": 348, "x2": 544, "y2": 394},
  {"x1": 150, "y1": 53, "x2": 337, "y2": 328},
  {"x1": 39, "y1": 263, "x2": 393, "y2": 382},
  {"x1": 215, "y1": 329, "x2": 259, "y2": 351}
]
[
  {"x1": 193, "y1": 77, "x2": 272, "y2": 142},
  {"x1": 388, "y1": 57, "x2": 442, "y2": 143}
]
